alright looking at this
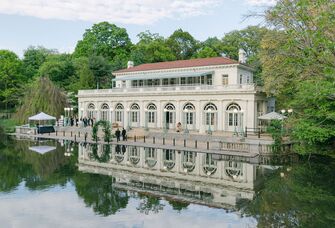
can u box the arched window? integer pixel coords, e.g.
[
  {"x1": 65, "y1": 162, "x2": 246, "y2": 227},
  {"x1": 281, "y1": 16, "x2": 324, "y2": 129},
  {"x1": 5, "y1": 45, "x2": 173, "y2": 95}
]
[
  {"x1": 130, "y1": 103, "x2": 140, "y2": 123},
  {"x1": 114, "y1": 145, "x2": 125, "y2": 163},
  {"x1": 204, "y1": 103, "x2": 217, "y2": 125},
  {"x1": 128, "y1": 146, "x2": 140, "y2": 165},
  {"x1": 225, "y1": 161, "x2": 243, "y2": 181},
  {"x1": 182, "y1": 151, "x2": 196, "y2": 172},
  {"x1": 114, "y1": 103, "x2": 124, "y2": 122},
  {"x1": 145, "y1": 147, "x2": 157, "y2": 168},
  {"x1": 147, "y1": 103, "x2": 156, "y2": 123},
  {"x1": 226, "y1": 103, "x2": 241, "y2": 126},
  {"x1": 87, "y1": 103, "x2": 95, "y2": 118},
  {"x1": 164, "y1": 103, "x2": 175, "y2": 124},
  {"x1": 100, "y1": 103, "x2": 109, "y2": 121},
  {"x1": 163, "y1": 149, "x2": 175, "y2": 170},
  {"x1": 203, "y1": 153, "x2": 217, "y2": 176},
  {"x1": 183, "y1": 103, "x2": 195, "y2": 125}
]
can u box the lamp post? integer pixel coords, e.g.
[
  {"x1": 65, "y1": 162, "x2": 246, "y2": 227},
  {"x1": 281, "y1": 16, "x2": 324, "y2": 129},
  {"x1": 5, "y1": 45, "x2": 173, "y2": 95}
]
[
  {"x1": 69, "y1": 107, "x2": 73, "y2": 117},
  {"x1": 163, "y1": 108, "x2": 168, "y2": 134},
  {"x1": 207, "y1": 108, "x2": 212, "y2": 135},
  {"x1": 183, "y1": 109, "x2": 189, "y2": 134},
  {"x1": 64, "y1": 107, "x2": 69, "y2": 126},
  {"x1": 126, "y1": 108, "x2": 130, "y2": 131},
  {"x1": 144, "y1": 108, "x2": 148, "y2": 131}
]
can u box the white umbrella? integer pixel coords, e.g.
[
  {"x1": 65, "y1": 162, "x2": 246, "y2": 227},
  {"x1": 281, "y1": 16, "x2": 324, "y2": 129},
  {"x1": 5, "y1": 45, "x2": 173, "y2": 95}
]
[{"x1": 258, "y1": 111, "x2": 287, "y2": 120}]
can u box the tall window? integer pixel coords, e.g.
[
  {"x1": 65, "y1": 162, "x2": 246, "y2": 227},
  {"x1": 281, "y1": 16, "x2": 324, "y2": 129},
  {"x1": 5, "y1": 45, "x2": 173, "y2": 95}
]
[
  {"x1": 204, "y1": 103, "x2": 217, "y2": 125},
  {"x1": 222, "y1": 74, "x2": 229, "y2": 85},
  {"x1": 115, "y1": 103, "x2": 124, "y2": 122},
  {"x1": 130, "y1": 103, "x2": 140, "y2": 123},
  {"x1": 87, "y1": 103, "x2": 95, "y2": 118},
  {"x1": 227, "y1": 103, "x2": 241, "y2": 126},
  {"x1": 183, "y1": 103, "x2": 195, "y2": 125},
  {"x1": 147, "y1": 103, "x2": 156, "y2": 123},
  {"x1": 100, "y1": 103, "x2": 109, "y2": 121},
  {"x1": 206, "y1": 75, "x2": 213, "y2": 85},
  {"x1": 164, "y1": 103, "x2": 175, "y2": 124}
]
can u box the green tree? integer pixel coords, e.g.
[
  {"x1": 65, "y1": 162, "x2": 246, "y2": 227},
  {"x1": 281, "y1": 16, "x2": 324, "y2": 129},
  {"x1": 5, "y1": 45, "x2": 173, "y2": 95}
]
[
  {"x1": 260, "y1": 0, "x2": 335, "y2": 153},
  {"x1": 0, "y1": 50, "x2": 24, "y2": 111},
  {"x1": 88, "y1": 55, "x2": 112, "y2": 89},
  {"x1": 193, "y1": 46, "x2": 218, "y2": 58},
  {"x1": 22, "y1": 46, "x2": 56, "y2": 80},
  {"x1": 130, "y1": 31, "x2": 176, "y2": 65},
  {"x1": 38, "y1": 53, "x2": 75, "y2": 89},
  {"x1": 73, "y1": 22, "x2": 132, "y2": 65},
  {"x1": 14, "y1": 77, "x2": 68, "y2": 124},
  {"x1": 221, "y1": 26, "x2": 268, "y2": 84},
  {"x1": 201, "y1": 37, "x2": 224, "y2": 56},
  {"x1": 167, "y1": 29, "x2": 199, "y2": 60},
  {"x1": 68, "y1": 57, "x2": 95, "y2": 92}
]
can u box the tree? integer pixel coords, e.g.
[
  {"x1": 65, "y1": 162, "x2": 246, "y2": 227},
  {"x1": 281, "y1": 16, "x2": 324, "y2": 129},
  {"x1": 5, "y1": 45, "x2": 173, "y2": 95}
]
[
  {"x1": 130, "y1": 31, "x2": 176, "y2": 65},
  {"x1": 221, "y1": 26, "x2": 268, "y2": 84},
  {"x1": 167, "y1": 29, "x2": 199, "y2": 60},
  {"x1": 14, "y1": 77, "x2": 68, "y2": 124},
  {"x1": 0, "y1": 50, "x2": 24, "y2": 111},
  {"x1": 201, "y1": 37, "x2": 224, "y2": 56},
  {"x1": 88, "y1": 55, "x2": 112, "y2": 89},
  {"x1": 68, "y1": 57, "x2": 95, "y2": 92},
  {"x1": 38, "y1": 53, "x2": 75, "y2": 89},
  {"x1": 193, "y1": 46, "x2": 218, "y2": 58},
  {"x1": 22, "y1": 46, "x2": 56, "y2": 80},
  {"x1": 260, "y1": 0, "x2": 335, "y2": 153},
  {"x1": 73, "y1": 22, "x2": 132, "y2": 66}
]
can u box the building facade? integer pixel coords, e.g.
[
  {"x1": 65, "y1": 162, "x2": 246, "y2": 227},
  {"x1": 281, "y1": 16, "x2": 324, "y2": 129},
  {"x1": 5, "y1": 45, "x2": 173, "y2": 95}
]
[{"x1": 78, "y1": 55, "x2": 267, "y2": 133}]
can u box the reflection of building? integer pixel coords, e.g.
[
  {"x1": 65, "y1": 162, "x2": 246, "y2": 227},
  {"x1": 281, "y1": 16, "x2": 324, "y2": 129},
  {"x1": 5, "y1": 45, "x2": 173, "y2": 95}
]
[
  {"x1": 78, "y1": 143, "x2": 262, "y2": 208},
  {"x1": 78, "y1": 55, "x2": 268, "y2": 133}
]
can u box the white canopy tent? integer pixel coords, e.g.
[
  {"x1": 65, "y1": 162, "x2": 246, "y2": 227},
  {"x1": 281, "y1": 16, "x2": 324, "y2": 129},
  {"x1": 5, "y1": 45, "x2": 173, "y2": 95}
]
[
  {"x1": 28, "y1": 112, "x2": 56, "y2": 121},
  {"x1": 258, "y1": 111, "x2": 287, "y2": 120}
]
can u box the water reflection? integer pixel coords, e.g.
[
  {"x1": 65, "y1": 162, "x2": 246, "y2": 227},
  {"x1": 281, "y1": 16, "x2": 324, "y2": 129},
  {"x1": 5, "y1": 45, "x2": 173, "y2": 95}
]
[{"x1": 78, "y1": 143, "x2": 265, "y2": 209}]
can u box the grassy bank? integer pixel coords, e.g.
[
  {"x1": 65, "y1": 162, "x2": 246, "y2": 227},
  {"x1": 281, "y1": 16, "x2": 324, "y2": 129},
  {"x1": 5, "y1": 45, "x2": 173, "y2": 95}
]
[{"x1": 0, "y1": 119, "x2": 17, "y2": 133}]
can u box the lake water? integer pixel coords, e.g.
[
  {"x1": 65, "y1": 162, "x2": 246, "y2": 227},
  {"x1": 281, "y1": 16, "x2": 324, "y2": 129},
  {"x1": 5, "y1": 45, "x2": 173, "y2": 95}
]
[{"x1": 0, "y1": 136, "x2": 334, "y2": 228}]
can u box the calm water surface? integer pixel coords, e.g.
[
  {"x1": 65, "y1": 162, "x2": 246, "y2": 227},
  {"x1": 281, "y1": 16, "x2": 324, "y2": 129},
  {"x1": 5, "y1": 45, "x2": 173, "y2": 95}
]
[{"x1": 0, "y1": 136, "x2": 334, "y2": 228}]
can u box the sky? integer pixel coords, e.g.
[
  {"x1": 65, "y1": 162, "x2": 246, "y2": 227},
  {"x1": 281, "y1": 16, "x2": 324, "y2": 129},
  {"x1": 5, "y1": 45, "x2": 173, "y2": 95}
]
[{"x1": 0, "y1": 0, "x2": 276, "y2": 57}]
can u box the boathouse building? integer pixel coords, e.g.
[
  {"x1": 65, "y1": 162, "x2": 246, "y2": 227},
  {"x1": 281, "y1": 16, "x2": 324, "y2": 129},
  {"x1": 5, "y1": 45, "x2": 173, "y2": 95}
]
[{"x1": 78, "y1": 52, "x2": 267, "y2": 134}]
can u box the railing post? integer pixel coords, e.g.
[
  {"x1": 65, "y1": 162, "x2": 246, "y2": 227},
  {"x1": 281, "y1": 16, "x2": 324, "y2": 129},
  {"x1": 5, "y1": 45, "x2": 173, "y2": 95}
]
[
  {"x1": 245, "y1": 126, "x2": 247, "y2": 137},
  {"x1": 207, "y1": 142, "x2": 209, "y2": 150},
  {"x1": 78, "y1": 131, "x2": 80, "y2": 137},
  {"x1": 173, "y1": 138, "x2": 175, "y2": 146},
  {"x1": 195, "y1": 140, "x2": 197, "y2": 148},
  {"x1": 258, "y1": 128, "x2": 260, "y2": 138},
  {"x1": 74, "y1": 135, "x2": 76, "y2": 142},
  {"x1": 63, "y1": 131, "x2": 65, "y2": 136},
  {"x1": 153, "y1": 137, "x2": 155, "y2": 144},
  {"x1": 163, "y1": 137, "x2": 165, "y2": 145},
  {"x1": 56, "y1": 131, "x2": 57, "y2": 136},
  {"x1": 144, "y1": 136, "x2": 146, "y2": 143},
  {"x1": 183, "y1": 139, "x2": 186, "y2": 147},
  {"x1": 134, "y1": 135, "x2": 137, "y2": 142},
  {"x1": 71, "y1": 131, "x2": 72, "y2": 137}
]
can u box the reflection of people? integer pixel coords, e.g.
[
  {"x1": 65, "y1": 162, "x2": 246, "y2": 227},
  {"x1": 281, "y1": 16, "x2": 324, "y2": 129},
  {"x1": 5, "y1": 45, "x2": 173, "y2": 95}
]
[
  {"x1": 122, "y1": 145, "x2": 126, "y2": 153},
  {"x1": 121, "y1": 128, "x2": 127, "y2": 141},
  {"x1": 115, "y1": 145, "x2": 121, "y2": 153},
  {"x1": 176, "y1": 122, "x2": 182, "y2": 132}
]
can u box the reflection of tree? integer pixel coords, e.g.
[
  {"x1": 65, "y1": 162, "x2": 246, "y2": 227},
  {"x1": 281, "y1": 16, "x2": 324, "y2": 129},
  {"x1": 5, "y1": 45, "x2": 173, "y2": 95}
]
[
  {"x1": 168, "y1": 200, "x2": 189, "y2": 212},
  {"x1": 73, "y1": 173, "x2": 129, "y2": 216},
  {"x1": 238, "y1": 156, "x2": 335, "y2": 227},
  {"x1": 0, "y1": 138, "x2": 77, "y2": 192},
  {"x1": 136, "y1": 193, "x2": 164, "y2": 215}
]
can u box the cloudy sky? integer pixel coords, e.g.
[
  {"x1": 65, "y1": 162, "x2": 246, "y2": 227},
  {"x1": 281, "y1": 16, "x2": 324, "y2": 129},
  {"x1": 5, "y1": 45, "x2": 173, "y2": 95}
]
[{"x1": 0, "y1": 0, "x2": 275, "y2": 57}]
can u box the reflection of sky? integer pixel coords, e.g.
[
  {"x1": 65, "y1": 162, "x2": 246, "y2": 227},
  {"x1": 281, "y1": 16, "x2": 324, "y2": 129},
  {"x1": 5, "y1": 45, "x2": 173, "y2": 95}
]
[{"x1": 0, "y1": 182, "x2": 257, "y2": 228}]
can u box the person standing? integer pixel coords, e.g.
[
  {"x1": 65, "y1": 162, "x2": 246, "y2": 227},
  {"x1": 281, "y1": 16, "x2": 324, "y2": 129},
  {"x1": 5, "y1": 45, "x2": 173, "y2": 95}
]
[
  {"x1": 121, "y1": 128, "x2": 127, "y2": 141},
  {"x1": 115, "y1": 128, "x2": 121, "y2": 142}
]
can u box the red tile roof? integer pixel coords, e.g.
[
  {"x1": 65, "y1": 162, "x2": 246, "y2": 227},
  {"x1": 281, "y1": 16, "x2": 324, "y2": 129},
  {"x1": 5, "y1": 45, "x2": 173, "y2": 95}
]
[{"x1": 113, "y1": 57, "x2": 239, "y2": 74}]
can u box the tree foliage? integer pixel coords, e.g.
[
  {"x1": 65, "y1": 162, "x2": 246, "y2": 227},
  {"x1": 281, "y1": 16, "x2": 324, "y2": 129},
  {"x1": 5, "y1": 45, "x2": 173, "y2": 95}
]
[
  {"x1": 167, "y1": 29, "x2": 199, "y2": 60},
  {"x1": 14, "y1": 77, "x2": 68, "y2": 124},
  {"x1": 261, "y1": 0, "x2": 335, "y2": 153}
]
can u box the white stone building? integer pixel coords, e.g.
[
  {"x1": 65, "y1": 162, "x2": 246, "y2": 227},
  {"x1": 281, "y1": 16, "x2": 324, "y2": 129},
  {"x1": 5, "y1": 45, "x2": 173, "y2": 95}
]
[{"x1": 78, "y1": 53, "x2": 267, "y2": 134}]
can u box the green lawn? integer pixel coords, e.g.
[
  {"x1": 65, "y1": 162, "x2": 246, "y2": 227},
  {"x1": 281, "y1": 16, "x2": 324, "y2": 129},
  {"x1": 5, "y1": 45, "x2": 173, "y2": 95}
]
[{"x1": 0, "y1": 119, "x2": 17, "y2": 133}]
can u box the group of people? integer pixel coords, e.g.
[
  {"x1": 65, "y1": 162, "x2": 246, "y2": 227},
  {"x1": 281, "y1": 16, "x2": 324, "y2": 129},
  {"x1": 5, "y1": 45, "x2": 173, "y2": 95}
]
[
  {"x1": 115, "y1": 128, "x2": 127, "y2": 142},
  {"x1": 81, "y1": 117, "x2": 95, "y2": 127}
]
